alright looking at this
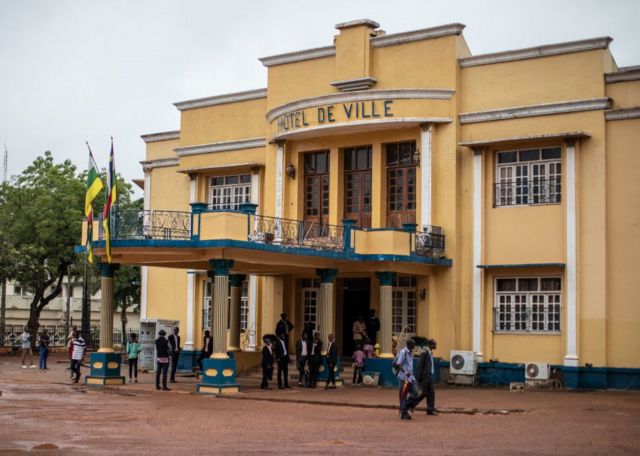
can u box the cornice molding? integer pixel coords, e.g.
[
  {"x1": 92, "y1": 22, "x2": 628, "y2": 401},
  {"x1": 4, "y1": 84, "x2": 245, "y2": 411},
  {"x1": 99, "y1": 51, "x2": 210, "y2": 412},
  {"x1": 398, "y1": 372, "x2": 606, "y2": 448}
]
[
  {"x1": 140, "y1": 131, "x2": 180, "y2": 143},
  {"x1": 272, "y1": 117, "x2": 452, "y2": 141},
  {"x1": 173, "y1": 89, "x2": 267, "y2": 111},
  {"x1": 140, "y1": 158, "x2": 179, "y2": 171},
  {"x1": 174, "y1": 138, "x2": 266, "y2": 157},
  {"x1": 459, "y1": 131, "x2": 591, "y2": 148},
  {"x1": 259, "y1": 46, "x2": 336, "y2": 67},
  {"x1": 335, "y1": 19, "x2": 380, "y2": 30},
  {"x1": 330, "y1": 77, "x2": 378, "y2": 92},
  {"x1": 459, "y1": 98, "x2": 611, "y2": 124},
  {"x1": 605, "y1": 66, "x2": 640, "y2": 83},
  {"x1": 460, "y1": 37, "x2": 612, "y2": 68},
  {"x1": 605, "y1": 107, "x2": 640, "y2": 121},
  {"x1": 267, "y1": 88, "x2": 454, "y2": 122},
  {"x1": 371, "y1": 23, "x2": 465, "y2": 48}
]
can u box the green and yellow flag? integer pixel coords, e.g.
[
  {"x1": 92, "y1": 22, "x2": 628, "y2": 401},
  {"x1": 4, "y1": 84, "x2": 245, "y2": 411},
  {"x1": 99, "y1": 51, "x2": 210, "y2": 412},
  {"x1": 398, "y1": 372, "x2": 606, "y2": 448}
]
[
  {"x1": 85, "y1": 144, "x2": 104, "y2": 263},
  {"x1": 102, "y1": 138, "x2": 117, "y2": 263}
]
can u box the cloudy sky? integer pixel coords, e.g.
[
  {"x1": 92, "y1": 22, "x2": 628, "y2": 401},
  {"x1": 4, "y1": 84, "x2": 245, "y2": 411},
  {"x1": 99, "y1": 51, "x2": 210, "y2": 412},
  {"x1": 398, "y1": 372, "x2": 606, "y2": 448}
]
[{"x1": 0, "y1": 0, "x2": 638, "y2": 196}]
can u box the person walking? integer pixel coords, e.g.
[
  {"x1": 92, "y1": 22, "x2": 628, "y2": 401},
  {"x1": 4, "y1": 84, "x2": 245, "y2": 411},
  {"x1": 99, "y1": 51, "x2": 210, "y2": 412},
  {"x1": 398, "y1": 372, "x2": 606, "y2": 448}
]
[
  {"x1": 296, "y1": 333, "x2": 309, "y2": 387},
  {"x1": 67, "y1": 328, "x2": 77, "y2": 379},
  {"x1": 352, "y1": 343, "x2": 365, "y2": 385},
  {"x1": 39, "y1": 328, "x2": 50, "y2": 370},
  {"x1": 20, "y1": 326, "x2": 35, "y2": 368},
  {"x1": 155, "y1": 329, "x2": 171, "y2": 391},
  {"x1": 308, "y1": 332, "x2": 323, "y2": 388},
  {"x1": 70, "y1": 331, "x2": 86, "y2": 383},
  {"x1": 126, "y1": 333, "x2": 143, "y2": 383},
  {"x1": 394, "y1": 338, "x2": 417, "y2": 420},
  {"x1": 275, "y1": 333, "x2": 291, "y2": 389},
  {"x1": 408, "y1": 339, "x2": 438, "y2": 415},
  {"x1": 275, "y1": 313, "x2": 294, "y2": 350},
  {"x1": 325, "y1": 333, "x2": 338, "y2": 390},
  {"x1": 168, "y1": 327, "x2": 181, "y2": 383},
  {"x1": 197, "y1": 330, "x2": 213, "y2": 372},
  {"x1": 366, "y1": 309, "x2": 380, "y2": 346},
  {"x1": 260, "y1": 336, "x2": 274, "y2": 390}
]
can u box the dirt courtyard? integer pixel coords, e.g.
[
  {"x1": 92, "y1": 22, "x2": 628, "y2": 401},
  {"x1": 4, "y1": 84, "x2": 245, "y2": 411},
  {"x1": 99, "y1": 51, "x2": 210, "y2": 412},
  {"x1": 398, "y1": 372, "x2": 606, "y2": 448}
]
[{"x1": 1, "y1": 354, "x2": 639, "y2": 455}]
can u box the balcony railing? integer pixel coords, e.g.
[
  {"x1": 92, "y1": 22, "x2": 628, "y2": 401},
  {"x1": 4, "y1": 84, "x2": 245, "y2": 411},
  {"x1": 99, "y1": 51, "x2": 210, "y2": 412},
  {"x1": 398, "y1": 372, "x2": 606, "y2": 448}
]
[
  {"x1": 250, "y1": 215, "x2": 344, "y2": 251},
  {"x1": 494, "y1": 177, "x2": 562, "y2": 207},
  {"x1": 100, "y1": 208, "x2": 191, "y2": 241},
  {"x1": 415, "y1": 226, "x2": 445, "y2": 258}
]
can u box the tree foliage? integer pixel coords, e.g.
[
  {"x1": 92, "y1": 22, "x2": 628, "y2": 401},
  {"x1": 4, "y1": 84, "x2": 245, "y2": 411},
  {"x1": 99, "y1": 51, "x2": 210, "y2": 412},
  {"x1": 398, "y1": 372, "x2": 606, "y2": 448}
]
[{"x1": 0, "y1": 152, "x2": 84, "y2": 343}]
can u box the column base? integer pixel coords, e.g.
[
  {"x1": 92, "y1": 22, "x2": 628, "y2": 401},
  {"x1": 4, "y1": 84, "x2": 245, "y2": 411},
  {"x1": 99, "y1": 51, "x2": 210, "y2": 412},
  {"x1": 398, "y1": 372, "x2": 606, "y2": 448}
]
[
  {"x1": 315, "y1": 357, "x2": 342, "y2": 386},
  {"x1": 85, "y1": 352, "x2": 125, "y2": 386},
  {"x1": 195, "y1": 357, "x2": 239, "y2": 395},
  {"x1": 564, "y1": 355, "x2": 579, "y2": 367},
  {"x1": 177, "y1": 350, "x2": 199, "y2": 372}
]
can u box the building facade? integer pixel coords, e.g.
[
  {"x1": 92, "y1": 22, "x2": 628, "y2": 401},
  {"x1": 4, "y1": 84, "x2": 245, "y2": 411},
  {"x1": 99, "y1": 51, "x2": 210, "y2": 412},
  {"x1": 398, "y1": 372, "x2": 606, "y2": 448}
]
[{"x1": 88, "y1": 19, "x2": 639, "y2": 388}]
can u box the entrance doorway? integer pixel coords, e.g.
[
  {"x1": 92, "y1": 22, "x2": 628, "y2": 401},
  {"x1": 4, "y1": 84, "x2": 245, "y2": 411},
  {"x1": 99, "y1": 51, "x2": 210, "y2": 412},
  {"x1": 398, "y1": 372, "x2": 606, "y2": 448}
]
[{"x1": 341, "y1": 278, "x2": 370, "y2": 355}]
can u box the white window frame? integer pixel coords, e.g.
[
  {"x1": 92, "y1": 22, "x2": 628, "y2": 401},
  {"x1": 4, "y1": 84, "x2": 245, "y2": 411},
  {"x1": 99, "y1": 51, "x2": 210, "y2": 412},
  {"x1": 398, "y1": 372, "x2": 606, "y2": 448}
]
[
  {"x1": 495, "y1": 147, "x2": 562, "y2": 207},
  {"x1": 392, "y1": 276, "x2": 417, "y2": 337},
  {"x1": 208, "y1": 174, "x2": 251, "y2": 211},
  {"x1": 203, "y1": 279, "x2": 249, "y2": 331},
  {"x1": 301, "y1": 278, "x2": 320, "y2": 331},
  {"x1": 494, "y1": 276, "x2": 562, "y2": 334}
]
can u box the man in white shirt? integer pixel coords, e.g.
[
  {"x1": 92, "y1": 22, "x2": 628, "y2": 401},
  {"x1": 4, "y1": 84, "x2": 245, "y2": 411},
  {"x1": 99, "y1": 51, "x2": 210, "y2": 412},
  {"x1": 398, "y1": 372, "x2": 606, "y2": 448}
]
[{"x1": 275, "y1": 333, "x2": 291, "y2": 389}]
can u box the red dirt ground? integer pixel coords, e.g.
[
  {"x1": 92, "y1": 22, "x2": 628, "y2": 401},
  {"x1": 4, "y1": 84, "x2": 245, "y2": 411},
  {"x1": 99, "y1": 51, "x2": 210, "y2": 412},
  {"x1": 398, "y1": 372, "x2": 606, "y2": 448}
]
[{"x1": 1, "y1": 353, "x2": 639, "y2": 455}]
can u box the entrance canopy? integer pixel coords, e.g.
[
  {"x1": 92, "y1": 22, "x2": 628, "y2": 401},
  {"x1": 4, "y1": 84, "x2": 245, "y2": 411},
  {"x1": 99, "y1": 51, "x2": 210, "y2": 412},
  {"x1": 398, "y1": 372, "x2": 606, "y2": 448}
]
[{"x1": 80, "y1": 205, "x2": 451, "y2": 274}]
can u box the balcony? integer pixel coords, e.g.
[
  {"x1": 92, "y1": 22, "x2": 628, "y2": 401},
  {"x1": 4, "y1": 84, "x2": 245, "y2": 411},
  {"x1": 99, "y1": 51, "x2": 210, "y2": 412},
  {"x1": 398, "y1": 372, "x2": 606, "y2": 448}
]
[{"x1": 83, "y1": 205, "x2": 451, "y2": 272}]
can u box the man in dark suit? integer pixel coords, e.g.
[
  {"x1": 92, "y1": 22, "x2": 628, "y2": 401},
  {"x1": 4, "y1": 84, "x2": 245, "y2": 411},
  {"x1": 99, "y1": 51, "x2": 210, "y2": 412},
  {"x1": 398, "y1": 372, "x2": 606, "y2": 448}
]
[
  {"x1": 295, "y1": 333, "x2": 309, "y2": 386},
  {"x1": 366, "y1": 309, "x2": 380, "y2": 346},
  {"x1": 197, "y1": 330, "x2": 213, "y2": 372},
  {"x1": 275, "y1": 313, "x2": 294, "y2": 350},
  {"x1": 275, "y1": 333, "x2": 291, "y2": 389},
  {"x1": 260, "y1": 336, "x2": 274, "y2": 389},
  {"x1": 325, "y1": 333, "x2": 338, "y2": 389},
  {"x1": 308, "y1": 332, "x2": 323, "y2": 388},
  {"x1": 168, "y1": 327, "x2": 181, "y2": 383},
  {"x1": 408, "y1": 338, "x2": 437, "y2": 415}
]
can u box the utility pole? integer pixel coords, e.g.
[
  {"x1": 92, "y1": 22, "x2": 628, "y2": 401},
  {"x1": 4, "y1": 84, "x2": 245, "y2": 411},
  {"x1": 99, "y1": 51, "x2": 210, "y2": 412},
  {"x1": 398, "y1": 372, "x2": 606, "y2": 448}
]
[
  {"x1": 81, "y1": 259, "x2": 92, "y2": 350},
  {"x1": 1, "y1": 144, "x2": 7, "y2": 346}
]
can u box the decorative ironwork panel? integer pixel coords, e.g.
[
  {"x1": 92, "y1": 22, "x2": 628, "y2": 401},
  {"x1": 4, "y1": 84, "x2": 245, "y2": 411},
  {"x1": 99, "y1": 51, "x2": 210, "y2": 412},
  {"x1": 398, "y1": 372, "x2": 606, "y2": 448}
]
[
  {"x1": 250, "y1": 215, "x2": 344, "y2": 251},
  {"x1": 101, "y1": 208, "x2": 191, "y2": 241},
  {"x1": 415, "y1": 225, "x2": 445, "y2": 258}
]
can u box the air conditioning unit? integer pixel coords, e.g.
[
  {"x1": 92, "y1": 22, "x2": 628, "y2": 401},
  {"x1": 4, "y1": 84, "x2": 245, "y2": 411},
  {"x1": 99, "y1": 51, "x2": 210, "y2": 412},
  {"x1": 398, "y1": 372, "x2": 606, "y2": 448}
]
[
  {"x1": 450, "y1": 350, "x2": 477, "y2": 375},
  {"x1": 525, "y1": 362, "x2": 550, "y2": 380}
]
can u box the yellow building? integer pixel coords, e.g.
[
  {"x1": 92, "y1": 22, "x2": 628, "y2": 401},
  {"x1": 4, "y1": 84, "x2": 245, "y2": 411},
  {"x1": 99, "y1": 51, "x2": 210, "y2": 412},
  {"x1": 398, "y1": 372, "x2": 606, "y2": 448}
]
[{"x1": 88, "y1": 19, "x2": 639, "y2": 389}]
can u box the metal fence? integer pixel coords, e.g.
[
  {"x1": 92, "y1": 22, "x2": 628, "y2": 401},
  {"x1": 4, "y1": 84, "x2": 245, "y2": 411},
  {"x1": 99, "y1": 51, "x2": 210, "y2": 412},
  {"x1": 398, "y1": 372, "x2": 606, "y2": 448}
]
[
  {"x1": 1, "y1": 324, "x2": 140, "y2": 351},
  {"x1": 415, "y1": 225, "x2": 446, "y2": 258},
  {"x1": 251, "y1": 214, "x2": 344, "y2": 251},
  {"x1": 100, "y1": 208, "x2": 191, "y2": 241}
]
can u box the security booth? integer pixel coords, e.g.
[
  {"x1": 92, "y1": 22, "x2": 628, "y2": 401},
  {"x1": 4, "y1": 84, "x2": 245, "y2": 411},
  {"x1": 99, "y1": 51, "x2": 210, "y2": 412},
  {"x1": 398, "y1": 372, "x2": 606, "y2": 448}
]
[{"x1": 139, "y1": 319, "x2": 179, "y2": 372}]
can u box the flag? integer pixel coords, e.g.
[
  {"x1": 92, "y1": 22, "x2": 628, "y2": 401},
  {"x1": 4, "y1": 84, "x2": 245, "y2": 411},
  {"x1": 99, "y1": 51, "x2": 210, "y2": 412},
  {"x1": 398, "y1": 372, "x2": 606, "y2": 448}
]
[
  {"x1": 102, "y1": 138, "x2": 117, "y2": 263},
  {"x1": 85, "y1": 143, "x2": 104, "y2": 263}
]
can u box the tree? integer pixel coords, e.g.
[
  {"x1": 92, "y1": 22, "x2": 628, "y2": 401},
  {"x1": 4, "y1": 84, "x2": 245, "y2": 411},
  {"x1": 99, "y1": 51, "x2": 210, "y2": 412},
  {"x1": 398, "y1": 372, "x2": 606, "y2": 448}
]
[{"x1": 0, "y1": 152, "x2": 84, "y2": 348}]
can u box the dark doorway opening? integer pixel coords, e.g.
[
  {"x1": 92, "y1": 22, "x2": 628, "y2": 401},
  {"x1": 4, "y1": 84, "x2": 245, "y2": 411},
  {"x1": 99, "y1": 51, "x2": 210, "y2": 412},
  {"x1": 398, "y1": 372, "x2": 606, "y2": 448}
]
[{"x1": 341, "y1": 278, "x2": 370, "y2": 356}]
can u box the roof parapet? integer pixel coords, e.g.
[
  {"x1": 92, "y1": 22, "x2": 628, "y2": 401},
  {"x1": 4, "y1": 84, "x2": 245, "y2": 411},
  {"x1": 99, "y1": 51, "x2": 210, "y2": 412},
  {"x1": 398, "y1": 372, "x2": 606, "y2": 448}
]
[{"x1": 174, "y1": 88, "x2": 267, "y2": 111}]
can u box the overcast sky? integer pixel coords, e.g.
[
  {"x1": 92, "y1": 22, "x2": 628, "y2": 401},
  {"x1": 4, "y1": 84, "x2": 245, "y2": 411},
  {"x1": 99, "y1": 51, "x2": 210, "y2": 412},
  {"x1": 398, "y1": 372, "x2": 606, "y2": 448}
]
[{"x1": 1, "y1": 0, "x2": 638, "y2": 197}]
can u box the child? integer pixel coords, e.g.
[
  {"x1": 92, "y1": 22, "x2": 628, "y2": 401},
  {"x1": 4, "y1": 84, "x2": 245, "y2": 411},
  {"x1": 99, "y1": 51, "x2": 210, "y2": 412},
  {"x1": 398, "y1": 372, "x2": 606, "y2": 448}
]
[
  {"x1": 127, "y1": 333, "x2": 143, "y2": 383},
  {"x1": 363, "y1": 337, "x2": 374, "y2": 359},
  {"x1": 352, "y1": 343, "x2": 365, "y2": 385}
]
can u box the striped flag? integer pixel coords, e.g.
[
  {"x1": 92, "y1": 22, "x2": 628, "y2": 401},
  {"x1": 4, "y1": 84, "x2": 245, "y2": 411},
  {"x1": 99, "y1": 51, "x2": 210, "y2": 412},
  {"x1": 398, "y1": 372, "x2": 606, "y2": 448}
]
[
  {"x1": 85, "y1": 143, "x2": 104, "y2": 263},
  {"x1": 102, "y1": 138, "x2": 117, "y2": 263}
]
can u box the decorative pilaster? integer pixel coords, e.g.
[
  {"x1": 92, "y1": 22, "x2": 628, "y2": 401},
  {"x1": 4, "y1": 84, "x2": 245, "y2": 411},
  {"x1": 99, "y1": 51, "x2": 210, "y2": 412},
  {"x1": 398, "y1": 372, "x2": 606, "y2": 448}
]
[
  {"x1": 275, "y1": 140, "x2": 285, "y2": 241},
  {"x1": 316, "y1": 268, "x2": 337, "y2": 351},
  {"x1": 228, "y1": 274, "x2": 246, "y2": 351},
  {"x1": 472, "y1": 150, "x2": 484, "y2": 361},
  {"x1": 140, "y1": 172, "x2": 151, "y2": 319},
  {"x1": 375, "y1": 271, "x2": 396, "y2": 357},
  {"x1": 420, "y1": 123, "x2": 433, "y2": 227},
  {"x1": 184, "y1": 270, "x2": 196, "y2": 351},
  {"x1": 565, "y1": 140, "x2": 578, "y2": 367}
]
